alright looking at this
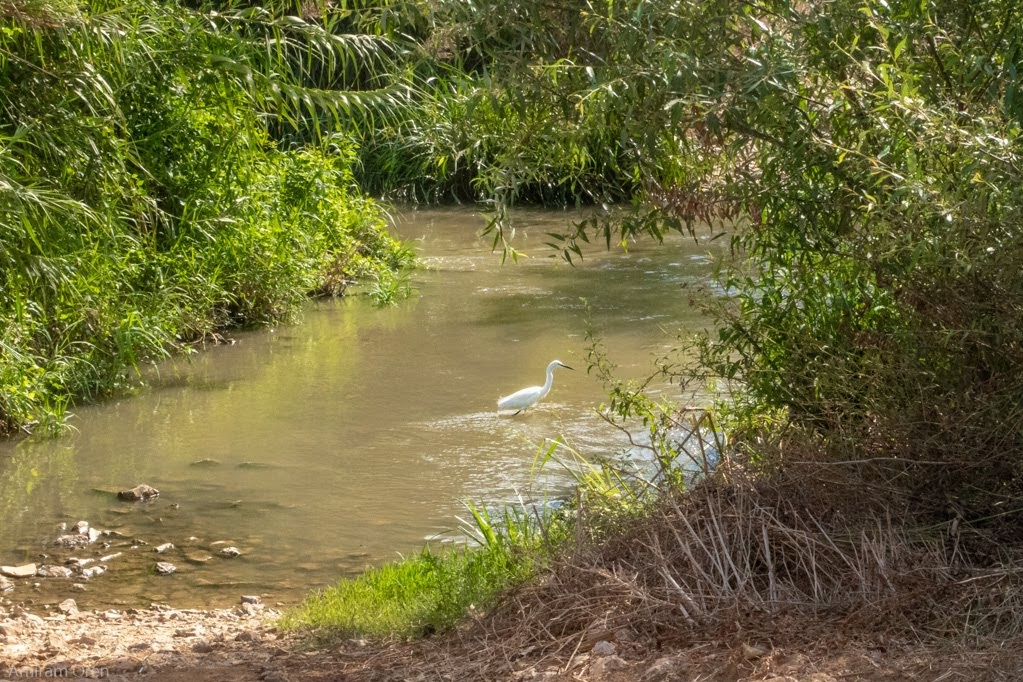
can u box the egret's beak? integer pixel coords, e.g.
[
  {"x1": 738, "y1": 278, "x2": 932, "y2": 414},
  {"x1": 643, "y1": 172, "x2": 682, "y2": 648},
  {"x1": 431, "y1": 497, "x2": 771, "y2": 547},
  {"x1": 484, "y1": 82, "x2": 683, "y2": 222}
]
[{"x1": 561, "y1": 364, "x2": 574, "y2": 370}]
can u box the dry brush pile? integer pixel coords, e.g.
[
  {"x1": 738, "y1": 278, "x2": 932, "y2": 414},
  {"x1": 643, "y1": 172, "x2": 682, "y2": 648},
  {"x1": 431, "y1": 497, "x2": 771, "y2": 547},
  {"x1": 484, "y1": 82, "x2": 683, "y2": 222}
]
[{"x1": 426, "y1": 451, "x2": 1023, "y2": 678}]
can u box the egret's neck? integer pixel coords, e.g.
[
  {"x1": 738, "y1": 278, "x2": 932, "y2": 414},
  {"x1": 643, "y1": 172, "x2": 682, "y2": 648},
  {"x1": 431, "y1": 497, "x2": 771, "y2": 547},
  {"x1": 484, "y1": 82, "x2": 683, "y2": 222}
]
[{"x1": 541, "y1": 365, "x2": 556, "y2": 394}]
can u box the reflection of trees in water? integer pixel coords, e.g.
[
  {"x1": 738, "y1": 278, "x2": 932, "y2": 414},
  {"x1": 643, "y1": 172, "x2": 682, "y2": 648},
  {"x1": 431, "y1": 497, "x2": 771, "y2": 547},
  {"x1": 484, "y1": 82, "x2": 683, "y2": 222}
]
[{"x1": 0, "y1": 442, "x2": 78, "y2": 553}]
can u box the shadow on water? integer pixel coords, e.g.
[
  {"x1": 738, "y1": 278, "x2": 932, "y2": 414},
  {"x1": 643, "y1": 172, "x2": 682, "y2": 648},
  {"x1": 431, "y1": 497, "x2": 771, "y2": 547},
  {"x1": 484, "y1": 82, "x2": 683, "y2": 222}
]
[{"x1": 0, "y1": 207, "x2": 725, "y2": 608}]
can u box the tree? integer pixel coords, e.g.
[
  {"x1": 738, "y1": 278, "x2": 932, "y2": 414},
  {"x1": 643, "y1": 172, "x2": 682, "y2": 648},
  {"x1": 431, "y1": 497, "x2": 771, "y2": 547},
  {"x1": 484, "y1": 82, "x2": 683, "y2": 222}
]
[{"x1": 416, "y1": 0, "x2": 1023, "y2": 514}]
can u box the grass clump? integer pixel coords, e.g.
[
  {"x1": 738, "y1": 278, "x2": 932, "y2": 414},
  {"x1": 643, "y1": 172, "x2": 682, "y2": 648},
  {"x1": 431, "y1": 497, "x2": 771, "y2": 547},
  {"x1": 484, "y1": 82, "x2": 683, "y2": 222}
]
[
  {"x1": 283, "y1": 505, "x2": 553, "y2": 638},
  {"x1": 282, "y1": 545, "x2": 532, "y2": 638}
]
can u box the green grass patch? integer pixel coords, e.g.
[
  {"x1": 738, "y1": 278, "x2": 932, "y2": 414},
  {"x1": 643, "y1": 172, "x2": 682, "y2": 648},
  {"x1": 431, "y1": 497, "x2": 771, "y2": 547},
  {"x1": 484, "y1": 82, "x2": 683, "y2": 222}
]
[
  {"x1": 281, "y1": 543, "x2": 536, "y2": 638},
  {"x1": 282, "y1": 503, "x2": 563, "y2": 638}
]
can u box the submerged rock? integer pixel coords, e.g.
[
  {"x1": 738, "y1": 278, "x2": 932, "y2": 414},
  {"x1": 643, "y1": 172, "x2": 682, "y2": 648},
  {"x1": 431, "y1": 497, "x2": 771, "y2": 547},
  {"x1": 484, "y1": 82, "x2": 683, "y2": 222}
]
[
  {"x1": 219, "y1": 547, "x2": 241, "y2": 558},
  {"x1": 155, "y1": 543, "x2": 175, "y2": 554},
  {"x1": 118, "y1": 484, "x2": 160, "y2": 502},
  {"x1": 54, "y1": 535, "x2": 87, "y2": 548},
  {"x1": 0, "y1": 575, "x2": 13, "y2": 593},
  {"x1": 184, "y1": 551, "x2": 214, "y2": 564},
  {"x1": 190, "y1": 458, "x2": 222, "y2": 467}
]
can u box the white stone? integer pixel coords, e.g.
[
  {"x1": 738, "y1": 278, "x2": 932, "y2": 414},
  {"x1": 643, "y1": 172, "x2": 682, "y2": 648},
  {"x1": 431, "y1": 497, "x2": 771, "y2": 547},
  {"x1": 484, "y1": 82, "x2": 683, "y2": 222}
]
[
  {"x1": 0, "y1": 564, "x2": 36, "y2": 578},
  {"x1": 155, "y1": 562, "x2": 177, "y2": 575}
]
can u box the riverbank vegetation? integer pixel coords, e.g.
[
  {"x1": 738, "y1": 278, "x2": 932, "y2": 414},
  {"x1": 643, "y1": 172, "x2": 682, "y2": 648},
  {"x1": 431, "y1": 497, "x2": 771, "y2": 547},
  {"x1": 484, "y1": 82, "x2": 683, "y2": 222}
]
[
  {"x1": 292, "y1": 0, "x2": 1023, "y2": 658},
  {"x1": 0, "y1": 0, "x2": 413, "y2": 436},
  {"x1": 283, "y1": 503, "x2": 555, "y2": 638}
]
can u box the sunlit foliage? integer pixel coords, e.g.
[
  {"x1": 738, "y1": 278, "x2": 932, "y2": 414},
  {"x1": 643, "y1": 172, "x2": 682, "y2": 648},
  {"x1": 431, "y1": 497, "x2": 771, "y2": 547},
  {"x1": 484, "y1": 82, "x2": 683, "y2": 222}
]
[{"x1": 0, "y1": 0, "x2": 412, "y2": 434}]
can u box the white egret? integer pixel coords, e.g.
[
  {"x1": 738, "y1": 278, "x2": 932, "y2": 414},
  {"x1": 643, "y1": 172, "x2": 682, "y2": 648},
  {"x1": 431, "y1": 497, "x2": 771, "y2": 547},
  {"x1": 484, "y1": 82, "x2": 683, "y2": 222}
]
[{"x1": 497, "y1": 360, "x2": 573, "y2": 415}]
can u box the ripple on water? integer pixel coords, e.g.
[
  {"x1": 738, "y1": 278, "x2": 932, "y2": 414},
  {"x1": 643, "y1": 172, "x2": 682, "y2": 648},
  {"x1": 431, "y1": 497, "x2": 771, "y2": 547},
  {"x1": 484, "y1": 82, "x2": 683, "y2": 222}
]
[
  {"x1": 476, "y1": 284, "x2": 553, "y2": 297},
  {"x1": 419, "y1": 255, "x2": 486, "y2": 271}
]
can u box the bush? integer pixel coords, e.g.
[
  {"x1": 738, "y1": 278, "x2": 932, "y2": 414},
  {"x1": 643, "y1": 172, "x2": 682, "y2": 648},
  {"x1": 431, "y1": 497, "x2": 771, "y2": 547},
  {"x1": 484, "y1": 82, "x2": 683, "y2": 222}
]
[{"x1": 0, "y1": 0, "x2": 411, "y2": 435}]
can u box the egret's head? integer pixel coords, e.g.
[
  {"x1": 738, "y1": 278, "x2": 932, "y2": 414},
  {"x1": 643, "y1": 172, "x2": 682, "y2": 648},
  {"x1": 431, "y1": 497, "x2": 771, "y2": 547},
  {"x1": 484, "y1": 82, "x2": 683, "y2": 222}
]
[{"x1": 550, "y1": 360, "x2": 574, "y2": 371}]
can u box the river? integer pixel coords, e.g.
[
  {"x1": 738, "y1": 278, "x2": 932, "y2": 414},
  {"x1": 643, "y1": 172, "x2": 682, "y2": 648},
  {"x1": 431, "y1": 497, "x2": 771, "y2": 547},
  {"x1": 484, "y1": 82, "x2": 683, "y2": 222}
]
[{"x1": 0, "y1": 207, "x2": 722, "y2": 608}]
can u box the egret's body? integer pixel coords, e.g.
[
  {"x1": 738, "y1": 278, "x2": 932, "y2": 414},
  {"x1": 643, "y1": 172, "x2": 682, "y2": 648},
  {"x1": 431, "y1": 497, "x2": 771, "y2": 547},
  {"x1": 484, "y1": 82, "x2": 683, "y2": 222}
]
[{"x1": 498, "y1": 360, "x2": 573, "y2": 415}]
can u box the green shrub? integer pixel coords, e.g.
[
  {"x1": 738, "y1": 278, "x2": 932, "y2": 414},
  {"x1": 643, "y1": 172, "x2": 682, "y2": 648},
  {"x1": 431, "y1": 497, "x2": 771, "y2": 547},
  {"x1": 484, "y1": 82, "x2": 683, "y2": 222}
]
[{"x1": 0, "y1": 0, "x2": 411, "y2": 435}]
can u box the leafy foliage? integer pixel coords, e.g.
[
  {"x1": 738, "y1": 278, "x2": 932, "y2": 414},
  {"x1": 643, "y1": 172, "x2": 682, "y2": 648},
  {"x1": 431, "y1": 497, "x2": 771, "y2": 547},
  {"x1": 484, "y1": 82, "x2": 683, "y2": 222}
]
[
  {"x1": 367, "y1": 0, "x2": 1023, "y2": 515},
  {"x1": 0, "y1": 0, "x2": 412, "y2": 435}
]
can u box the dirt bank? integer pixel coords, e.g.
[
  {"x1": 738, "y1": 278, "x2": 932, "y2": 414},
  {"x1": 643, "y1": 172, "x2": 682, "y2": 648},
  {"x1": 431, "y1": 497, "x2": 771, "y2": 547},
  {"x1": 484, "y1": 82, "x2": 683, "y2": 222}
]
[{"x1": 2, "y1": 598, "x2": 1021, "y2": 681}]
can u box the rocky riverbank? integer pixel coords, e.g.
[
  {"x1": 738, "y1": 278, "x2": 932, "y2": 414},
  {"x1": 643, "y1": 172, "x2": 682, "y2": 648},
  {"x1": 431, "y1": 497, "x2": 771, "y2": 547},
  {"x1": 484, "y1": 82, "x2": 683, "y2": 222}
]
[
  {"x1": 0, "y1": 488, "x2": 257, "y2": 611},
  {"x1": 0, "y1": 597, "x2": 289, "y2": 680},
  {"x1": 2, "y1": 595, "x2": 1019, "y2": 682},
  {"x1": 4, "y1": 484, "x2": 1023, "y2": 681}
]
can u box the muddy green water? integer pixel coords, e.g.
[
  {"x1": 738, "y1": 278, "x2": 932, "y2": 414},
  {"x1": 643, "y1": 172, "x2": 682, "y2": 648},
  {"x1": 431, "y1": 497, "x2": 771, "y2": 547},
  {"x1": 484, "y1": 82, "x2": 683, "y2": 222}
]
[{"x1": 0, "y1": 207, "x2": 721, "y2": 609}]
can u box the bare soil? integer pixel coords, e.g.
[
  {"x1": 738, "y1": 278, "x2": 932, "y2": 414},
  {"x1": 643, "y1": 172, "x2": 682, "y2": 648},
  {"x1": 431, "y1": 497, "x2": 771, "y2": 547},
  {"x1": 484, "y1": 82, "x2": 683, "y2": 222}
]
[{"x1": 2, "y1": 600, "x2": 1021, "y2": 681}]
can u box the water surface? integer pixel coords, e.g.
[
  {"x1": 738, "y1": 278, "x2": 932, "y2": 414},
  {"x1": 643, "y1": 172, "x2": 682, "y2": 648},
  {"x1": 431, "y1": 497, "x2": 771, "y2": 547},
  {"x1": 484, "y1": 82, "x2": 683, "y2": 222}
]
[{"x1": 0, "y1": 207, "x2": 721, "y2": 608}]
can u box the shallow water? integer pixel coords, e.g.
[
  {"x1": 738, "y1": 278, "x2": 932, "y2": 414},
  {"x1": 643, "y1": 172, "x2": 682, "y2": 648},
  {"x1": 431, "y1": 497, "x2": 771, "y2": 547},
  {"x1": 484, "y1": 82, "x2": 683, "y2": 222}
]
[{"x1": 0, "y1": 207, "x2": 722, "y2": 608}]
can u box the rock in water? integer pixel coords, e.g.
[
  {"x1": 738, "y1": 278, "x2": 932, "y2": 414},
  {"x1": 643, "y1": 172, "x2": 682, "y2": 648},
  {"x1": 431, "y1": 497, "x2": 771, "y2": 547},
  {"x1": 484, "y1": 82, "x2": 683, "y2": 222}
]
[
  {"x1": 57, "y1": 599, "x2": 79, "y2": 615},
  {"x1": 118, "y1": 484, "x2": 160, "y2": 502},
  {"x1": 0, "y1": 564, "x2": 37, "y2": 578},
  {"x1": 80, "y1": 566, "x2": 106, "y2": 580},
  {"x1": 154, "y1": 543, "x2": 175, "y2": 554},
  {"x1": 54, "y1": 528, "x2": 102, "y2": 547},
  {"x1": 219, "y1": 547, "x2": 241, "y2": 558},
  {"x1": 54, "y1": 534, "x2": 88, "y2": 548},
  {"x1": 0, "y1": 576, "x2": 13, "y2": 593},
  {"x1": 36, "y1": 565, "x2": 74, "y2": 579},
  {"x1": 155, "y1": 562, "x2": 177, "y2": 575},
  {"x1": 184, "y1": 551, "x2": 214, "y2": 564},
  {"x1": 190, "y1": 458, "x2": 222, "y2": 467}
]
